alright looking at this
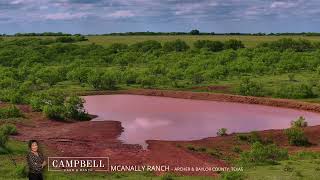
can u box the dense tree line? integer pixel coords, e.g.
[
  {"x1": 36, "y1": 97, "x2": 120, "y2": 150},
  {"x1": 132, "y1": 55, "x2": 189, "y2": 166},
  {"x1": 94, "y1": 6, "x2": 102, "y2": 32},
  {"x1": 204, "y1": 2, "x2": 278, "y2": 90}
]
[
  {"x1": 0, "y1": 36, "x2": 87, "y2": 47},
  {"x1": 1, "y1": 37, "x2": 320, "y2": 114},
  {"x1": 55, "y1": 35, "x2": 88, "y2": 43},
  {"x1": 14, "y1": 32, "x2": 73, "y2": 36}
]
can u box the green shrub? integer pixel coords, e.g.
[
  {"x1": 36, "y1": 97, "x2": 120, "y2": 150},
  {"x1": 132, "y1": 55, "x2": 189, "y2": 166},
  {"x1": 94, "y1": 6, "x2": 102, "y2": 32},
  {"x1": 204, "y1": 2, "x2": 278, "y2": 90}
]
[
  {"x1": 15, "y1": 164, "x2": 28, "y2": 178},
  {"x1": 283, "y1": 164, "x2": 294, "y2": 172},
  {"x1": 237, "y1": 78, "x2": 265, "y2": 97},
  {"x1": 0, "y1": 105, "x2": 23, "y2": 119},
  {"x1": 248, "y1": 132, "x2": 263, "y2": 143},
  {"x1": 237, "y1": 134, "x2": 250, "y2": 142},
  {"x1": 114, "y1": 51, "x2": 139, "y2": 66},
  {"x1": 122, "y1": 68, "x2": 140, "y2": 85},
  {"x1": 232, "y1": 146, "x2": 242, "y2": 153},
  {"x1": 275, "y1": 83, "x2": 316, "y2": 99},
  {"x1": 224, "y1": 39, "x2": 245, "y2": 50},
  {"x1": 56, "y1": 36, "x2": 75, "y2": 43},
  {"x1": 237, "y1": 131, "x2": 263, "y2": 144},
  {"x1": 288, "y1": 73, "x2": 296, "y2": 81},
  {"x1": 161, "y1": 173, "x2": 175, "y2": 180},
  {"x1": 185, "y1": 66, "x2": 204, "y2": 85},
  {"x1": 35, "y1": 68, "x2": 63, "y2": 86},
  {"x1": 186, "y1": 145, "x2": 196, "y2": 151},
  {"x1": 221, "y1": 171, "x2": 246, "y2": 180},
  {"x1": 163, "y1": 40, "x2": 189, "y2": 52},
  {"x1": 111, "y1": 172, "x2": 128, "y2": 178},
  {"x1": 137, "y1": 74, "x2": 156, "y2": 88},
  {"x1": 43, "y1": 105, "x2": 65, "y2": 120},
  {"x1": 316, "y1": 66, "x2": 320, "y2": 75},
  {"x1": 87, "y1": 71, "x2": 104, "y2": 89},
  {"x1": 130, "y1": 40, "x2": 162, "y2": 52},
  {"x1": 194, "y1": 40, "x2": 224, "y2": 52},
  {"x1": 284, "y1": 128, "x2": 310, "y2": 146},
  {"x1": 108, "y1": 43, "x2": 129, "y2": 53},
  {"x1": 0, "y1": 129, "x2": 9, "y2": 151},
  {"x1": 100, "y1": 71, "x2": 118, "y2": 89},
  {"x1": 295, "y1": 170, "x2": 303, "y2": 177},
  {"x1": 29, "y1": 96, "x2": 43, "y2": 112},
  {"x1": 55, "y1": 36, "x2": 87, "y2": 43},
  {"x1": 208, "y1": 149, "x2": 223, "y2": 158},
  {"x1": 190, "y1": 29, "x2": 200, "y2": 35},
  {"x1": 291, "y1": 116, "x2": 308, "y2": 128},
  {"x1": 185, "y1": 145, "x2": 208, "y2": 153},
  {"x1": 73, "y1": 35, "x2": 88, "y2": 42},
  {"x1": 258, "y1": 38, "x2": 313, "y2": 52},
  {"x1": 64, "y1": 96, "x2": 90, "y2": 120},
  {"x1": 30, "y1": 90, "x2": 88, "y2": 121},
  {"x1": 217, "y1": 128, "x2": 228, "y2": 136},
  {"x1": 0, "y1": 124, "x2": 17, "y2": 135},
  {"x1": 240, "y1": 142, "x2": 288, "y2": 166},
  {"x1": 0, "y1": 77, "x2": 19, "y2": 89},
  {"x1": 66, "y1": 67, "x2": 90, "y2": 84},
  {"x1": 87, "y1": 70, "x2": 118, "y2": 90},
  {"x1": 8, "y1": 90, "x2": 25, "y2": 104},
  {"x1": 29, "y1": 89, "x2": 65, "y2": 112},
  {"x1": 291, "y1": 151, "x2": 320, "y2": 160}
]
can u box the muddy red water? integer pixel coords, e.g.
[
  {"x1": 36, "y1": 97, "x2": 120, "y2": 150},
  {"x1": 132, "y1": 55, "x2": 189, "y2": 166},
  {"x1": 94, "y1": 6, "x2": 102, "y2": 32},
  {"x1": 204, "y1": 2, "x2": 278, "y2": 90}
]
[{"x1": 83, "y1": 94, "x2": 320, "y2": 148}]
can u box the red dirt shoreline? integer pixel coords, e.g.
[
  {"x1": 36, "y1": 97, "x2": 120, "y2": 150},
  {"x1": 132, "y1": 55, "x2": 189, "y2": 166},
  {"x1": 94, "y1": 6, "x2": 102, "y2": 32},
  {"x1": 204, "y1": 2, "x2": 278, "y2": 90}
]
[{"x1": 5, "y1": 89, "x2": 320, "y2": 177}]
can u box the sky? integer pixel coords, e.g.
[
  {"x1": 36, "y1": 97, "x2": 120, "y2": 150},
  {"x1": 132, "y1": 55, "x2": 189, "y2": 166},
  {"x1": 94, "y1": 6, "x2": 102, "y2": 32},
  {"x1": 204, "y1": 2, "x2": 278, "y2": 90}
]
[{"x1": 0, "y1": 0, "x2": 319, "y2": 34}]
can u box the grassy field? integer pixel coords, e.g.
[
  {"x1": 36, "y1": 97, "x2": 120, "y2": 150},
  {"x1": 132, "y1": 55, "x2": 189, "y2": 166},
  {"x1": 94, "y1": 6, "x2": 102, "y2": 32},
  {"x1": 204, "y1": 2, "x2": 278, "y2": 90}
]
[
  {"x1": 81, "y1": 35, "x2": 320, "y2": 48},
  {"x1": 245, "y1": 159, "x2": 320, "y2": 180},
  {"x1": 3, "y1": 35, "x2": 320, "y2": 48}
]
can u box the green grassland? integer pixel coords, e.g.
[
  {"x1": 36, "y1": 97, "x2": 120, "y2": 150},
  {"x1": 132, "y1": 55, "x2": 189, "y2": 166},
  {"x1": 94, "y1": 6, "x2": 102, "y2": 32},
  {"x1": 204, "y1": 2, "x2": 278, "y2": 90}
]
[
  {"x1": 1, "y1": 36, "x2": 320, "y2": 109},
  {"x1": 245, "y1": 160, "x2": 320, "y2": 180},
  {"x1": 245, "y1": 156, "x2": 320, "y2": 180},
  {"x1": 75, "y1": 35, "x2": 320, "y2": 48},
  {"x1": 4, "y1": 35, "x2": 320, "y2": 48},
  {"x1": 1, "y1": 35, "x2": 320, "y2": 179}
]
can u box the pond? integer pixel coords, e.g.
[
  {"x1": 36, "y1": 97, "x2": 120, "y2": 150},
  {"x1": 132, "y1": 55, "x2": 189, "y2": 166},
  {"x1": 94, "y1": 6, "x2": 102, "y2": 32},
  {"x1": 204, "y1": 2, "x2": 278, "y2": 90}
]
[{"x1": 83, "y1": 94, "x2": 320, "y2": 148}]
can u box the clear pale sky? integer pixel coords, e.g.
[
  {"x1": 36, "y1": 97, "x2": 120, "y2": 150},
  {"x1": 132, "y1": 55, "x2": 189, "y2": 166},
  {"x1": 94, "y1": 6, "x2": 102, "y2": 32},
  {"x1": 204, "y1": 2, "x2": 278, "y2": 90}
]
[{"x1": 0, "y1": 0, "x2": 319, "y2": 34}]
